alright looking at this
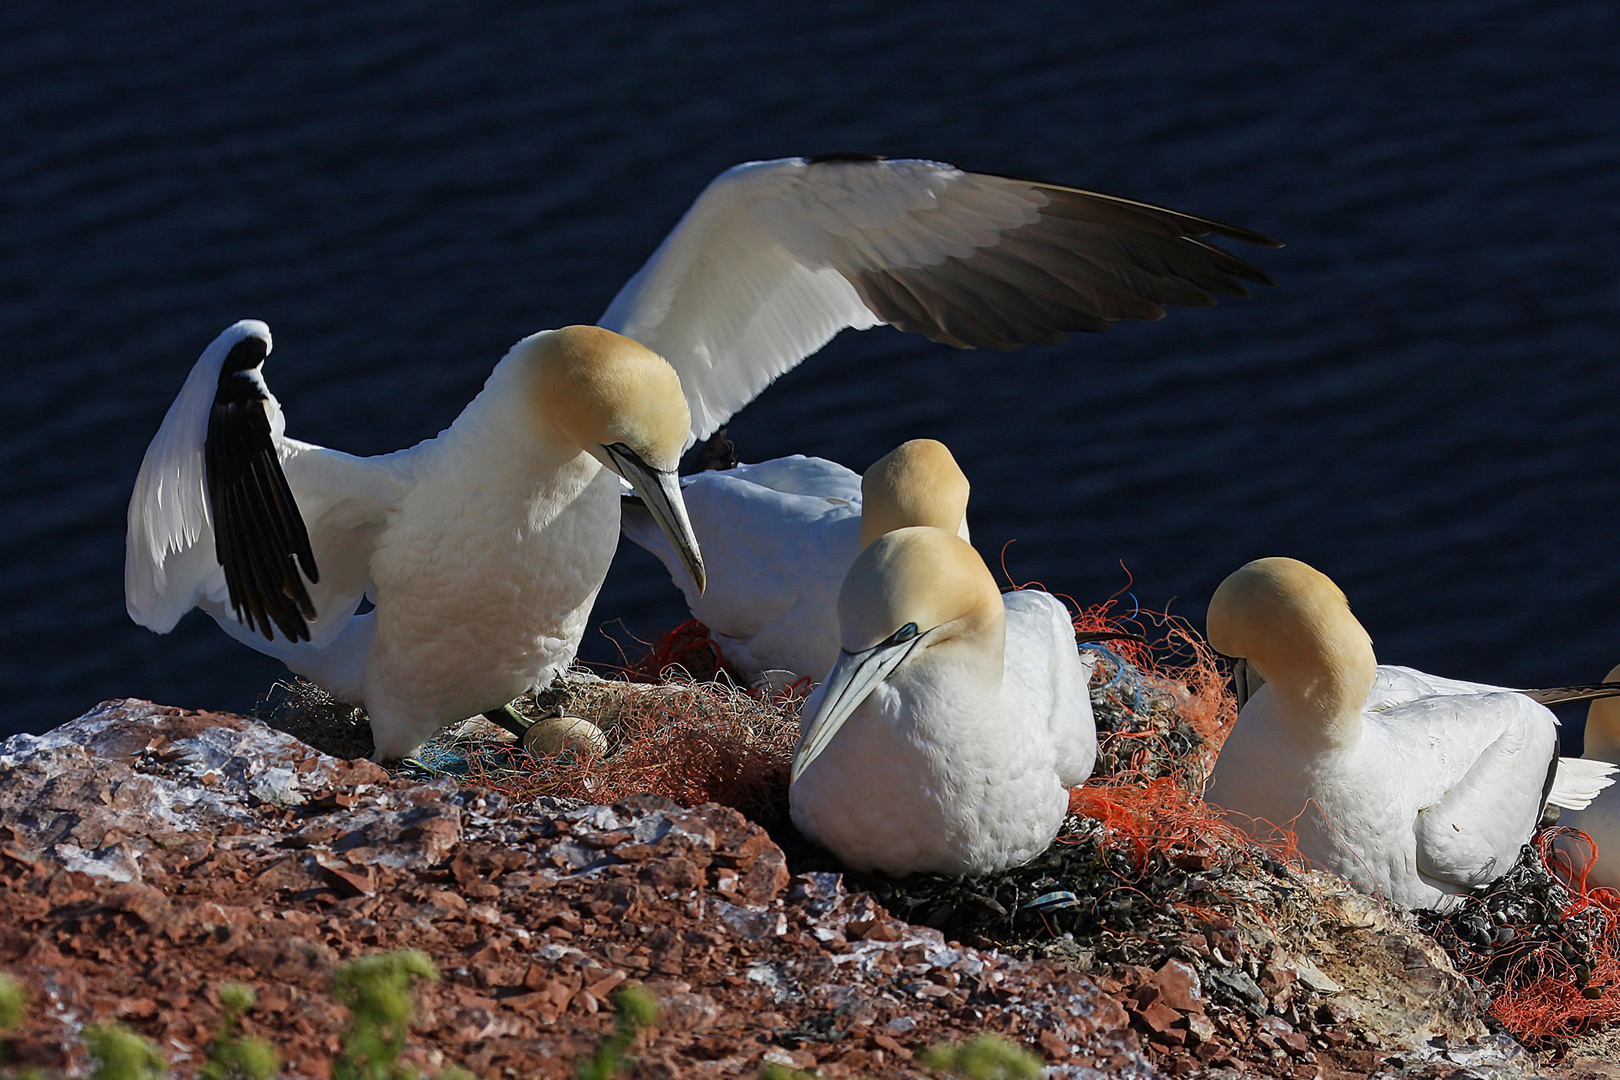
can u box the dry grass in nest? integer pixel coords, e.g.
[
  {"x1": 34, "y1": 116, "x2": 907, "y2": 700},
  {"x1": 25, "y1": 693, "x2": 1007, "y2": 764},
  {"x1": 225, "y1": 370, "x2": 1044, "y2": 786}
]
[{"x1": 257, "y1": 677, "x2": 375, "y2": 760}]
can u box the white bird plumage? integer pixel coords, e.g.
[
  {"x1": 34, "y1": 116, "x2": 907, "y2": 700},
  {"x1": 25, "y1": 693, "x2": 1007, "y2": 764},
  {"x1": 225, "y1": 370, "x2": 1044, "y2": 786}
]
[
  {"x1": 789, "y1": 526, "x2": 1097, "y2": 877},
  {"x1": 601, "y1": 155, "x2": 1277, "y2": 445},
  {"x1": 127, "y1": 155, "x2": 1273, "y2": 757},
  {"x1": 620, "y1": 438, "x2": 971, "y2": 682},
  {"x1": 1204, "y1": 557, "x2": 1616, "y2": 912},
  {"x1": 1553, "y1": 664, "x2": 1620, "y2": 890},
  {"x1": 126, "y1": 322, "x2": 703, "y2": 758}
]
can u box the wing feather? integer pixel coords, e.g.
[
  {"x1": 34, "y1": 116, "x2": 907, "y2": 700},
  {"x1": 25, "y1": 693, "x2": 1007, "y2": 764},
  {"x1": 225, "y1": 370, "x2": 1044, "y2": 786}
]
[
  {"x1": 126, "y1": 322, "x2": 404, "y2": 648},
  {"x1": 601, "y1": 157, "x2": 1279, "y2": 440},
  {"x1": 204, "y1": 338, "x2": 320, "y2": 641}
]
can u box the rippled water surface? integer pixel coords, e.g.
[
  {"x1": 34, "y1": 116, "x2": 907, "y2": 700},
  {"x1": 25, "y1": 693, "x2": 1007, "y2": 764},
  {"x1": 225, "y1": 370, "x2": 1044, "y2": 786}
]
[{"x1": 3, "y1": 2, "x2": 1618, "y2": 741}]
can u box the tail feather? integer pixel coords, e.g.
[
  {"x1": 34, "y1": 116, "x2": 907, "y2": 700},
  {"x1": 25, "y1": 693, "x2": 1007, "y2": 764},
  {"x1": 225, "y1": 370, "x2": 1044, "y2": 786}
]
[{"x1": 1547, "y1": 756, "x2": 1619, "y2": 812}]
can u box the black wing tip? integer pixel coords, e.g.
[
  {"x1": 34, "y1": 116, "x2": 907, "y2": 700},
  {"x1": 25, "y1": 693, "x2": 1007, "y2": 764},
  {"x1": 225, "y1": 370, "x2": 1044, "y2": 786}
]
[
  {"x1": 220, "y1": 335, "x2": 270, "y2": 375},
  {"x1": 205, "y1": 363, "x2": 320, "y2": 646},
  {"x1": 806, "y1": 152, "x2": 888, "y2": 165},
  {"x1": 1034, "y1": 178, "x2": 1282, "y2": 246},
  {"x1": 799, "y1": 157, "x2": 1285, "y2": 250},
  {"x1": 987, "y1": 172, "x2": 1282, "y2": 250},
  {"x1": 1522, "y1": 681, "x2": 1620, "y2": 705}
]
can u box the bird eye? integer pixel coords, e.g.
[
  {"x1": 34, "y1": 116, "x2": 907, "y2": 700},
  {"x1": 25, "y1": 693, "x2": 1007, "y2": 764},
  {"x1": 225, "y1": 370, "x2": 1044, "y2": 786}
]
[{"x1": 885, "y1": 622, "x2": 919, "y2": 647}]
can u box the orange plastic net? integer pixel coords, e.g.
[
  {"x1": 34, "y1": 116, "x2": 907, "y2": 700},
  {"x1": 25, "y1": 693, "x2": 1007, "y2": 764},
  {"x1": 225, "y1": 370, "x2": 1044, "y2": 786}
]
[
  {"x1": 616, "y1": 619, "x2": 726, "y2": 684},
  {"x1": 1070, "y1": 597, "x2": 1237, "y2": 780},
  {"x1": 1462, "y1": 827, "x2": 1620, "y2": 1044},
  {"x1": 1065, "y1": 779, "x2": 1303, "y2": 875}
]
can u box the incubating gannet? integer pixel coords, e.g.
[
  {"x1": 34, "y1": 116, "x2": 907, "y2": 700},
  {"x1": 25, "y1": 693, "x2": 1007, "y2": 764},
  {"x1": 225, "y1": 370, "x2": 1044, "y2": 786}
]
[
  {"x1": 126, "y1": 322, "x2": 704, "y2": 758},
  {"x1": 621, "y1": 438, "x2": 971, "y2": 681},
  {"x1": 789, "y1": 526, "x2": 1097, "y2": 876},
  {"x1": 1553, "y1": 664, "x2": 1620, "y2": 889},
  {"x1": 1204, "y1": 557, "x2": 1617, "y2": 911}
]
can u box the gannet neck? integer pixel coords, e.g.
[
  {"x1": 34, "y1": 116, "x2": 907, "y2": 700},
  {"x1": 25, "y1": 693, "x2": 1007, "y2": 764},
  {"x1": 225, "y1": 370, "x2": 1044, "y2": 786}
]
[
  {"x1": 859, "y1": 439, "x2": 971, "y2": 548},
  {"x1": 509, "y1": 326, "x2": 705, "y2": 592},
  {"x1": 1207, "y1": 557, "x2": 1374, "y2": 747},
  {"x1": 840, "y1": 526, "x2": 1004, "y2": 673},
  {"x1": 1587, "y1": 663, "x2": 1620, "y2": 764}
]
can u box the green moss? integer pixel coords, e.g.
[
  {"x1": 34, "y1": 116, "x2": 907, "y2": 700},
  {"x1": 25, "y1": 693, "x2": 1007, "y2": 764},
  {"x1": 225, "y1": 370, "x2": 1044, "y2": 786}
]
[
  {"x1": 575, "y1": 984, "x2": 660, "y2": 1080},
  {"x1": 0, "y1": 973, "x2": 26, "y2": 1034},
  {"x1": 919, "y1": 1034, "x2": 1042, "y2": 1080},
  {"x1": 758, "y1": 1064, "x2": 817, "y2": 1080},
  {"x1": 200, "y1": 983, "x2": 280, "y2": 1080},
  {"x1": 331, "y1": 949, "x2": 440, "y2": 1080},
  {"x1": 84, "y1": 1025, "x2": 166, "y2": 1080}
]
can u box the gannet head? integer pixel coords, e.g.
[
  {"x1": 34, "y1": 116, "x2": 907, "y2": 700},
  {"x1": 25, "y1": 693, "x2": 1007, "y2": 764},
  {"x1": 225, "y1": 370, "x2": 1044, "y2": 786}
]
[
  {"x1": 1585, "y1": 663, "x2": 1620, "y2": 764},
  {"x1": 1207, "y1": 557, "x2": 1375, "y2": 735},
  {"x1": 859, "y1": 438, "x2": 971, "y2": 548},
  {"x1": 792, "y1": 526, "x2": 1002, "y2": 783},
  {"x1": 528, "y1": 325, "x2": 705, "y2": 593}
]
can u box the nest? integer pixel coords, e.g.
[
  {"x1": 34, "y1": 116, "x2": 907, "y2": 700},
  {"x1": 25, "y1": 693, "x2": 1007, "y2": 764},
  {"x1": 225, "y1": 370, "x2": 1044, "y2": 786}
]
[
  {"x1": 252, "y1": 597, "x2": 1620, "y2": 1049},
  {"x1": 258, "y1": 678, "x2": 375, "y2": 760},
  {"x1": 1417, "y1": 831, "x2": 1620, "y2": 1048}
]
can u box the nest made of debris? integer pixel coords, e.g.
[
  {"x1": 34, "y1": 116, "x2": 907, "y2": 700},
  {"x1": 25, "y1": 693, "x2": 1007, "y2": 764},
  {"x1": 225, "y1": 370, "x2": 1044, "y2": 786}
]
[
  {"x1": 1417, "y1": 830, "x2": 1620, "y2": 1050},
  {"x1": 255, "y1": 597, "x2": 1620, "y2": 1053}
]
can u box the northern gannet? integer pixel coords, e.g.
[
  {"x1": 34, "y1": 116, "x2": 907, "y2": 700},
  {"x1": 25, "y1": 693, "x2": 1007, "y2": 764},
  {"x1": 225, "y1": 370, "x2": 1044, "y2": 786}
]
[
  {"x1": 789, "y1": 526, "x2": 1097, "y2": 876},
  {"x1": 1204, "y1": 557, "x2": 1617, "y2": 911},
  {"x1": 621, "y1": 438, "x2": 970, "y2": 681},
  {"x1": 1553, "y1": 664, "x2": 1620, "y2": 889},
  {"x1": 126, "y1": 323, "x2": 704, "y2": 758},
  {"x1": 127, "y1": 155, "x2": 1274, "y2": 756}
]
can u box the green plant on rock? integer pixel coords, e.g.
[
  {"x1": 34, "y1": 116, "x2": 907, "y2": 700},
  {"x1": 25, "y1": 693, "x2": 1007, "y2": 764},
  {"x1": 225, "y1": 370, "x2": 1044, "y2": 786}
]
[
  {"x1": 0, "y1": 971, "x2": 32, "y2": 1078},
  {"x1": 919, "y1": 1034, "x2": 1042, "y2": 1080},
  {"x1": 199, "y1": 982, "x2": 280, "y2": 1080},
  {"x1": 84, "y1": 1025, "x2": 166, "y2": 1080},
  {"x1": 0, "y1": 973, "x2": 26, "y2": 1036},
  {"x1": 758, "y1": 1064, "x2": 817, "y2": 1080},
  {"x1": 575, "y1": 984, "x2": 660, "y2": 1080},
  {"x1": 331, "y1": 949, "x2": 440, "y2": 1080}
]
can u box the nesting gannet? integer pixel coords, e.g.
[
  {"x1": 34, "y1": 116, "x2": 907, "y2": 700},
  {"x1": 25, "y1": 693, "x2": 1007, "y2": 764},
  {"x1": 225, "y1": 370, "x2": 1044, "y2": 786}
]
[
  {"x1": 789, "y1": 526, "x2": 1097, "y2": 876},
  {"x1": 1552, "y1": 664, "x2": 1620, "y2": 889},
  {"x1": 128, "y1": 155, "x2": 1273, "y2": 755},
  {"x1": 621, "y1": 438, "x2": 971, "y2": 681},
  {"x1": 126, "y1": 322, "x2": 704, "y2": 758},
  {"x1": 1204, "y1": 557, "x2": 1617, "y2": 911}
]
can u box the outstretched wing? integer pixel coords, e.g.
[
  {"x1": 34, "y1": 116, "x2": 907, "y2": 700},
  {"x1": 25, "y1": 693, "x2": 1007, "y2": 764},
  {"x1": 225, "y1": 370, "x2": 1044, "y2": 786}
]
[
  {"x1": 125, "y1": 321, "x2": 404, "y2": 646},
  {"x1": 600, "y1": 155, "x2": 1280, "y2": 441}
]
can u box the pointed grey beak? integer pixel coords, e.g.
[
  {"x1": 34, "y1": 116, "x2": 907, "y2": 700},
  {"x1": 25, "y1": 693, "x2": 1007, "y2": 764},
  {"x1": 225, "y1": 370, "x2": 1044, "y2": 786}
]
[
  {"x1": 791, "y1": 622, "x2": 924, "y2": 784},
  {"x1": 1230, "y1": 656, "x2": 1266, "y2": 710},
  {"x1": 603, "y1": 442, "x2": 705, "y2": 595}
]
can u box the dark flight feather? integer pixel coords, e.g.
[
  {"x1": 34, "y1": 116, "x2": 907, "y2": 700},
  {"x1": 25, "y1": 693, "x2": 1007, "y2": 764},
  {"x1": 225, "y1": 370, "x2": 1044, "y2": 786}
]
[{"x1": 203, "y1": 336, "x2": 320, "y2": 641}]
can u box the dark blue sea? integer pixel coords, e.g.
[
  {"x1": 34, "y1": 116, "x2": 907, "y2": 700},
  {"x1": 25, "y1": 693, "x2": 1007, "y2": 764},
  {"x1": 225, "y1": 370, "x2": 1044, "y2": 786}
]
[{"x1": 3, "y1": 1, "x2": 1618, "y2": 746}]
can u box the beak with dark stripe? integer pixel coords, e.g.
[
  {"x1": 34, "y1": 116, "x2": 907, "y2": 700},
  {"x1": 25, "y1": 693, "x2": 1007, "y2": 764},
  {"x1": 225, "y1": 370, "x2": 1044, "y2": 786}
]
[
  {"x1": 792, "y1": 621, "x2": 926, "y2": 784},
  {"x1": 601, "y1": 441, "x2": 705, "y2": 595}
]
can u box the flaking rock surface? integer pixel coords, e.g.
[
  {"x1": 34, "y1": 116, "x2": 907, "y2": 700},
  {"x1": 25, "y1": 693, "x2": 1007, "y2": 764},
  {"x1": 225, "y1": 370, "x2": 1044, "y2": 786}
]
[
  {"x1": 0, "y1": 700, "x2": 1590, "y2": 1079},
  {"x1": 0, "y1": 701, "x2": 1143, "y2": 1079}
]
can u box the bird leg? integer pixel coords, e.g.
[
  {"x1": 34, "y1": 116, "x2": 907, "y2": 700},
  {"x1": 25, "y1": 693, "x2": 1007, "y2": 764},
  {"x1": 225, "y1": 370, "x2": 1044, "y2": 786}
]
[{"x1": 482, "y1": 703, "x2": 533, "y2": 740}]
